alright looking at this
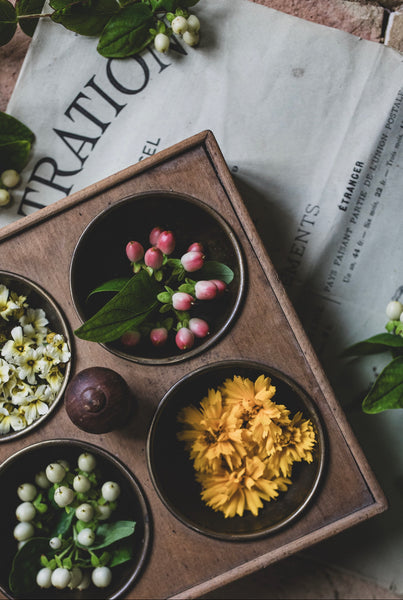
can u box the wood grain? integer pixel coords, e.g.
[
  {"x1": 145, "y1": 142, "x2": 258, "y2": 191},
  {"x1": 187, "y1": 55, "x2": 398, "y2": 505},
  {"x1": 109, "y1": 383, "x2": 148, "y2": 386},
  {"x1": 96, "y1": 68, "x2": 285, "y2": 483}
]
[{"x1": 0, "y1": 131, "x2": 387, "y2": 599}]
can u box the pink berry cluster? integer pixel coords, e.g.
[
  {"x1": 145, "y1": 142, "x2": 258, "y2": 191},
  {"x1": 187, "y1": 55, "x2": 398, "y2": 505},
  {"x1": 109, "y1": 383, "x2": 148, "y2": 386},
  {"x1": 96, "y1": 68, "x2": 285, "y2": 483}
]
[{"x1": 122, "y1": 226, "x2": 228, "y2": 352}]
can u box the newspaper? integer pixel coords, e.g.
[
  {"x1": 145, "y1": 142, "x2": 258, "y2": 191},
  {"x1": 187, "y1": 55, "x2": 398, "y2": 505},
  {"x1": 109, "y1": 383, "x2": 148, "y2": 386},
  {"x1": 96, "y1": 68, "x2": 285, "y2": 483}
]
[{"x1": 4, "y1": 0, "x2": 403, "y2": 591}]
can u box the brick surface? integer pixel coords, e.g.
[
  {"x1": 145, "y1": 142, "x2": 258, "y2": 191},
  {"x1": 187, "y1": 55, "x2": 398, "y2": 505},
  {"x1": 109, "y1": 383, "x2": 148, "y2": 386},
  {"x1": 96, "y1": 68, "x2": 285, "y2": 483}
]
[
  {"x1": 385, "y1": 10, "x2": 403, "y2": 50},
  {"x1": 252, "y1": 0, "x2": 385, "y2": 41}
]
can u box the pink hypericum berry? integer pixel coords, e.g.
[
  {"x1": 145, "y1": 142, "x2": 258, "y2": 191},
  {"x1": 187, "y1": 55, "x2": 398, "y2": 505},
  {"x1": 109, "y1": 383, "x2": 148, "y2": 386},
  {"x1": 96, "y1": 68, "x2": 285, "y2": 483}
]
[
  {"x1": 209, "y1": 279, "x2": 227, "y2": 296},
  {"x1": 149, "y1": 226, "x2": 164, "y2": 246},
  {"x1": 150, "y1": 327, "x2": 168, "y2": 347},
  {"x1": 194, "y1": 280, "x2": 218, "y2": 300},
  {"x1": 144, "y1": 247, "x2": 164, "y2": 269},
  {"x1": 125, "y1": 241, "x2": 144, "y2": 263},
  {"x1": 157, "y1": 230, "x2": 176, "y2": 255},
  {"x1": 187, "y1": 242, "x2": 204, "y2": 253},
  {"x1": 180, "y1": 251, "x2": 204, "y2": 272},
  {"x1": 175, "y1": 327, "x2": 195, "y2": 350},
  {"x1": 120, "y1": 330, "x2": 141, "y2": 347},
  {"x1": 172, "y1": 292, "x2": 194, "y2": 311},
  {"x1": 189, "y1": 317, "x2": 210, "y2": 338}
]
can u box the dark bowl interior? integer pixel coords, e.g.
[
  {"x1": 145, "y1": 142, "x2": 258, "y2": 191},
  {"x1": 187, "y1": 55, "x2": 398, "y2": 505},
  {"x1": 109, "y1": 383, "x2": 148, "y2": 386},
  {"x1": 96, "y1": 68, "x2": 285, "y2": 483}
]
[
  {"x1": 0, "y1": 439, "x2": 151, "y2": 600},
  {"x1": 70, "y1": 191, "x2": 245, "y2": 365},
  {"x1": 147, "y1": 360, "x2": 325, "y2": 541},
  {"x1": 0, "y1": 271, "x2": 72, "y2": 442}
]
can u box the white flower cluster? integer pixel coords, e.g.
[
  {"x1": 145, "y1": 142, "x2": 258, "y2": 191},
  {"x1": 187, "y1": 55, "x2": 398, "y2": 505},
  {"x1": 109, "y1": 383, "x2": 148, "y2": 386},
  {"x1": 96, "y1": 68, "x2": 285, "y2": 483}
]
[{"x1": 0, "y1": 284, "x2": 71, "y2": 434}]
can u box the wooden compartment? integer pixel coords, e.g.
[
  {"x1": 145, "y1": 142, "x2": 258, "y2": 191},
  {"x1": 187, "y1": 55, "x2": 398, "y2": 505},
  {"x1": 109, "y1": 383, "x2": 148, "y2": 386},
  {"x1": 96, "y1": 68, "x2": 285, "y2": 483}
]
[{"x1": 0, "y1": 130, "x2": 386, "y2": 599}]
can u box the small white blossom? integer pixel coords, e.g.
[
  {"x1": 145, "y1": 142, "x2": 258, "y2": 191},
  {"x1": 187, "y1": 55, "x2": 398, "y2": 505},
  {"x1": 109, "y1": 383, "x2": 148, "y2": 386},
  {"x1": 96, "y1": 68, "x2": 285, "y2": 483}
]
[
  {"x1": 22, "y1": 324, "x2": 47, "y2": 347},
  {"x1": 0, "y1": 285, "x2": 19, "y2": 321},
  {"x1": 1, "y1": 326, "x2": 33, "y2": 362},
  {"x1": 45, "y1": 365, "x2": 65, "y2": 393},
  {"x1": 0, "y1": 357, "x2": 13, "y2": 384},
  {"x1": 48, "y1": 334, "x2": 71, "y2": 363},
  {"x1": 0, "y1": 410, "x2": 26, "y2": 434},
  {"x1": 16, "y1": 347, "x2": 43, "y2": 385},
  {"x1": 19, "y1": 307, "x2": 48, "y2": 332}
]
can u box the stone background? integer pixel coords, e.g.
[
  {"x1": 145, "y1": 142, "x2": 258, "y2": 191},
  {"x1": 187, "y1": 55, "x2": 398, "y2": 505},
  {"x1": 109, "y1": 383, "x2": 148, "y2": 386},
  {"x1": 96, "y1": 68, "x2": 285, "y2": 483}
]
[{"x1": 1, "y1": 1, "x2": 403, "y2": 598}]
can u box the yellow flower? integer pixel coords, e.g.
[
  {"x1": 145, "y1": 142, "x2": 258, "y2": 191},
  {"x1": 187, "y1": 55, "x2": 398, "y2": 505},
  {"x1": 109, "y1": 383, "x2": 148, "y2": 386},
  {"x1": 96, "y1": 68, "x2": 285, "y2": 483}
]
[
  {"x1": 267, "y1": 412, "x2": 317, "y2": 477},
  {"x1": 177, "y1": 388, "x2": 246, "y2": 472},
  {"x1": 177, "y1": 374, "x2": 317, "y2": 518}
]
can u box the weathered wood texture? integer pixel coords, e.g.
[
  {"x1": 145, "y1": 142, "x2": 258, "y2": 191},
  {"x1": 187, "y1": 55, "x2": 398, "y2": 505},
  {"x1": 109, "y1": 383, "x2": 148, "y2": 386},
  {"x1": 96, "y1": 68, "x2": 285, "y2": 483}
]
[{"x1": 0, "y1": 131, "x2": 387, "y2": 599}]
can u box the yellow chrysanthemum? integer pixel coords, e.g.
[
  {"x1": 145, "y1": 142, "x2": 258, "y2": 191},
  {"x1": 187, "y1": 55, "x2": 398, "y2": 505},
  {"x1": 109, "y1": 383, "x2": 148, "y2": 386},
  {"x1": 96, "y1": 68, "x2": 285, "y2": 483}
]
[
  {"x1": 177, "y1": 388, "x2": 246, "y2": 472},
  {"x1": 177, "y1": 374, "x2": 317, "y2": 518}
]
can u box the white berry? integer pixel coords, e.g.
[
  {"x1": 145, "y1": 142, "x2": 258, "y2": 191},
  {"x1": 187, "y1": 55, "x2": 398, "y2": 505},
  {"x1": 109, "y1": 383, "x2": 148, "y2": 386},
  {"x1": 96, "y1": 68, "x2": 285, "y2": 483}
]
[
  {"x1": 36, "y1": 567, "x2": 52, "y2": 589},
  {"x1": 49, "y1": 536, "x2": 62, "y2": 549},
  {"x1": 77, "y1": 571, "x2": 91, "y2": 590},
  {"x1": 51, "y1": 567, "x2": 71, "y2": 590},
  {"x1": 16, "y1": 501, "x2": 36, "y2": 522},
  {"x1": 17, "y1": 483, "x2": 37, "y2": 502},
  {"x1": 46, "y1": 462, "x2": 66, "y2": 483},
  {"x1": 54, "y1": 485, "x2": 74, "y2": 507},
  {"x1": 68, "y1": 567, "x2": 83, "y2": 589},
  {"x1": 101, "y1": 481, "x2": 121, "y2": 502},
  {"x1": 97, "y1": 503, "x2": 112, "y2": 520},
  {"x1": 154, "y1": 32, "x2": 170, "y2": 53},
  {"x1": 77, "y1": 527, "x2": 95, "y2": 546},
  {"x1": 0, "y1": 189, "x2": 10, "y2": 206},
  {"x1": 73, "y1": 474, "x2": 91, "y2": 493},
  {"x1": 14, "y1": 521, "x2": 34, "y2": 541},
  {"x1": 172, "y1": 15, "x2": 188, "y2": 34},
  {"x1": 1, "y1": 169, "x2": 20, "y2": 188},
  {"x1": 76, "y1": 503, "x2": 94, "y2": 523},
  {"x1": 92, "y1": 566, "x2": 112, "y2": 588},
  {"x1": 182, "y1": 30, "x2": 199, "y2": 47},
  {"x1": 78, "y1": 452, "x2": 97, "y2": 472},
  {"x1": 386, "y1": 300, "x2": 403, "y2": 321},
  {"x1": 187, "y1": 14, "x2": 200, "y2": 33},
  {"x1": 35, "y1": 470, "x2": 51, "y2": 489}
]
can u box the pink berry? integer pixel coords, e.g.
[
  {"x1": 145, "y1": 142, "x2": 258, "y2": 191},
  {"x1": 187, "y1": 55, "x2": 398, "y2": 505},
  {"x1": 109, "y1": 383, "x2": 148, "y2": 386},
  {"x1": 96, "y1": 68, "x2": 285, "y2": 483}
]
[
  {"x1": 157, "y1": 230, "x2": 176, "y2": 255},
  {"x1": 180, "y1": 251, "x2": 204, "y2": 272},
  {"x1": 194, "y1": 280, "x2": 218, "y2": 300},
  {"x1": 121, "y1": 330, "x2": 141, "y2": 347},
  {"x1": 187, "y1": 242, "x2": 204, "y2": 253},
  {"x1": 149, "y1": 226, "x2": 163, "y2": 246},
  {"x1": 209, "y1": 279, "x2": 227, "y2": 296},
  {"x1": 144, "y1": 247, "x2": 164, "y2": 269},
  {"x1": 175, "y1": 327, "x2": 195, "y2": 350},
  {"x1": 150, "y1": 327, "x2": 168, "y2": 347},
  {"x1": 172, "y1": 292, "x2": 194, "y2": 311},
  {"x1": 126, "y1": 241, "x2": 144, "y2": 263},
  {"x1": 189, "y1": 318, "x2": 209, "y2": 338}
]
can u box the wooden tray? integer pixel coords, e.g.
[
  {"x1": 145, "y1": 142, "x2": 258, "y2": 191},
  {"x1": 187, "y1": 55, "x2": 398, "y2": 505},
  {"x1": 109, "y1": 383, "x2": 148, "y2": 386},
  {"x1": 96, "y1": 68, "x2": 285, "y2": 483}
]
[{"x1": 0, "y1": 130, "x2": 387, "y2": 599}]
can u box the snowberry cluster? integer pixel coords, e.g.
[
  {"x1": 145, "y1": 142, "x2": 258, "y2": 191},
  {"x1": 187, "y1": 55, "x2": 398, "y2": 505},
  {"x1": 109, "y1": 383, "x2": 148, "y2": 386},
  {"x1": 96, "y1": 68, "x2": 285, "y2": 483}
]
[
  {"x1": 123, "y1": 225, "x2": 228, "y2": 352},
  {"x1": 154, "y1": 12, "x2": 200, "y2": 53},
  {"x1": 0, "y1": 169, "x2": 20, "y2": 208},
  {"x1": 12, "y1": 452, "x2": 124, "y2": 591},
  {"x1": 386, "y1": 300, "x2": 403, "y2": 323}
]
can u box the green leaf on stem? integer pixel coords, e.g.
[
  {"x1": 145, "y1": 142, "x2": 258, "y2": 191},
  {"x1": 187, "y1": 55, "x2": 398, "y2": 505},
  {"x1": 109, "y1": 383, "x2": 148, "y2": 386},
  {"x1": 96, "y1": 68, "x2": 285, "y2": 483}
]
[
  {"x1": 87, "y1": 277, "x2": 130, "y2": 298},
  {"x1": 88, "y1": 519, "x2": 136, "y2": 550},
  {"x1": 109, "y1": 540, "x2": 134, "y2": 567},
  {"x1": 97, "y1": 2, "x2": 154, "y2": 58},
  {"x1": 0, "y1": 112, "x2": 35, "y2": 171},
  {"x1": 16, "y1": 0, "x2": 45, "y2": 37},
  {"x1": 74, "y1": 270, "x2": 159, "y2": 343},
  {"x1": 362, "y1": 356, "x2": 403, "y2": 413},
  {"x1": 0, "y1": 0, "x2": 17, "y2": 46},
  {"x1": 50, "y1": 0, "x2": 119, "y2": 36},
  {"x1": 342, "y1": 332, "x2": 403, "y2": 358},
  {"x1": 9, "y1": 538, "x2": 54, "y2": 594},
  {"x1": 198, "y1": 261, "x2": 234, "y2": 284}
]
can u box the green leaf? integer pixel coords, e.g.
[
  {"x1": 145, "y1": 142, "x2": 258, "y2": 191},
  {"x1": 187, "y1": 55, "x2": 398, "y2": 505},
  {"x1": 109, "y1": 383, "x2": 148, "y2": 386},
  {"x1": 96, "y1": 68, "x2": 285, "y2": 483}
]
[
  {"x1": 97, "y1": 2, "x2": 154, "y2": 58},
  {"x1": 51, "y1": 506, "x2": 76, "y2": 537},
  {"x1": 16, "y1": 0, "x2": 44, "y2": 36},
  {"x1": 50, "y1": 0, "x2": 119, "y2": 36},
  {"x1": 157, "y1": 291, "x2": 172, "y2": 303},
  {"x1": 150, "y1": 0, "x2": 181, "y2": 11},
  {"x1": 342, "y1": 332, "x2": 403, "y2": 358},
  {"x1": 0, "y1": 112, "x2": 35, "y2": 170},
  {"x1": 198, "y1": 261, "x2": 234, "y2": 285},
  {"x1": 0, "y1": 0, "x2": 17, "y2": 46},
  {"x1": 88, "y1": 519, "x2": 136, "y2": 550},
  {"x1": 9, "y1": 538, "x2": 52, "y2": 595},
  {"x1": 74, "y1": 270, "x2": 159, "y2": 343},
  {"x1": 88, "y1": 277, "x2": 130, "y2": 298},
  {"x1": 362, "y1": 356, "x2": 403, "y2": 413},
  {"x1": 109, "y1": 540, "x2": 133, "y2": 567}
]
